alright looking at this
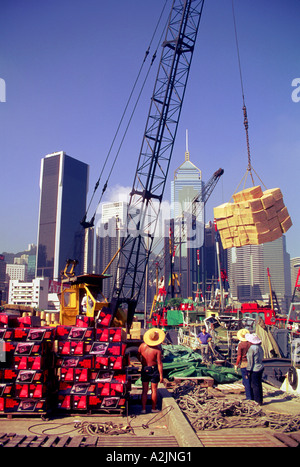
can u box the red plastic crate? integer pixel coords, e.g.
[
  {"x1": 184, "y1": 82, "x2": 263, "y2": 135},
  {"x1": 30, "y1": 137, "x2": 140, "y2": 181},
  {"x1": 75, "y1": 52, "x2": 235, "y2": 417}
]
[
  {"x1": 13, "y1": 355, "x2": 45, "y2": 370},
  {"x1": 95, "y1": 307, "x2": 114, "y2": 327},
  {"x1": 95, "y1": 327, "x2": 125, "y2": 343},
  {"x1": 56, "y1": 355, "x2": 94, "y2": 369},
  {"x1": 55, "y1": 326, "x2": 94, "y2": 341},
  {"x1": 15, "y1": 383, "x2": 47, "y2": 399},
  {"x1": 0, "y1": 397, "x2": 47, "y2": 413},
  {"x1": 59, "y1": 367, "x2": 89, "y2": 383},
  {"x1": 94, "y1": 355, "x2": 124, "y2": 370},
  {"x1": 88, "y1": 395, "x2": 126, "y2": 410}
]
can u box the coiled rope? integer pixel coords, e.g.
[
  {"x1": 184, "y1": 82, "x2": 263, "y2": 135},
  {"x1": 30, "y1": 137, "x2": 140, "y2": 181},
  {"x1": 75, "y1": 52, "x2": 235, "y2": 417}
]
[{"x1": 173, "y1": 380, "x2": 300, "y2": 433}]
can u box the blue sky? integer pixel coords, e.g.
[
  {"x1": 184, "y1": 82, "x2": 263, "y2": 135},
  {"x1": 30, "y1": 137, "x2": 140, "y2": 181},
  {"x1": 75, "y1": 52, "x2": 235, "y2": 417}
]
[{"x1": 1, "y1": 0, "x2": 299, "y2": 259}]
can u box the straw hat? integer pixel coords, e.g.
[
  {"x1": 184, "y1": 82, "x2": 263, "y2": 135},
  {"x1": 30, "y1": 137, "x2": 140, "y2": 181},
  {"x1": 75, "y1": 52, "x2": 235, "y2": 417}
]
[
  {"x1": 236, "y1": 328, "x2": 249, "y2": 342},
  {"x1": 245, "y1": 333, "x2": 261, "y2": 345},
  {"x1": 143, "y1": 328, "x2": 165, "y2": 347}
]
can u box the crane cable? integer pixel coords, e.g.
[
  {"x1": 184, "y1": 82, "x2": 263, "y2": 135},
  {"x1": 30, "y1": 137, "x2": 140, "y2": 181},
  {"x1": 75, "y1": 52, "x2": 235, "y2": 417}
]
[
  {"x1": 82, "y1": 0, "x2": 169, "y2": 227},
  {"x1": 231, "y1": 0, "x2": 266, "y2": 191}
]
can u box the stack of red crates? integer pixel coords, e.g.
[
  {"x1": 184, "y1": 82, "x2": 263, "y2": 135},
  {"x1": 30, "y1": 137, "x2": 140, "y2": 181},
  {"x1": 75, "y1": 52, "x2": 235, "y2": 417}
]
[
  {"x1": 0, "y1": 313, "x2": 55, "y2": 414},
  {"x1": 56, "y1": 306, "x2": 129, "y2": 412}
]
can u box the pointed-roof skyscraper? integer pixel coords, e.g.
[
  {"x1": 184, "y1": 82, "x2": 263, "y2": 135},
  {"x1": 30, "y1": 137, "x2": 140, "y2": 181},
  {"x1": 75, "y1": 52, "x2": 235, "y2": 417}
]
[{"x1": 168, "y1": 131, "x2": 205, "y2": 298}]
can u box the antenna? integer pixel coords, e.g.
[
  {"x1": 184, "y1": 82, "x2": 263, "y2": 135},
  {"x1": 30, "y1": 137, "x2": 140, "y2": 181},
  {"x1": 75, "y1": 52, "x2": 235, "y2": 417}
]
[{"x1": 185, "y1": 129, "x2": 190, "y2": 161}]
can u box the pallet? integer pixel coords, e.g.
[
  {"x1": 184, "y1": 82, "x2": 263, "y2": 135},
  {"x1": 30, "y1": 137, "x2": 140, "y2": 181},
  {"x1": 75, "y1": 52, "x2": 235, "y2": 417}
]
[
  {"x1": 197, "y1": 429, "x2": 300, "y2": 448},
  {"x1": 0, "y1": 433, "x2": 178, "y2": 447},
  {"x1": 173, "y1": 376, "x2": 214, "y2": 388},
  {"x1": 0, "y1": 433, "x2": 99, "y2": 447},
  {"x1": 197, "y1": 431, "x2": 286, "y2": 447}
]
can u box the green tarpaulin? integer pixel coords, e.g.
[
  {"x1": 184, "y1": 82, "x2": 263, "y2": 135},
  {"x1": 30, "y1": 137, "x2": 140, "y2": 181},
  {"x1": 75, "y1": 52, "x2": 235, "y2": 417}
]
[
  {"x1": 134, "y1": 345, "x2": 242, "y2": 385},
  {"x1": 166, "y1": 310, "x2": 184, "y2": 326}
]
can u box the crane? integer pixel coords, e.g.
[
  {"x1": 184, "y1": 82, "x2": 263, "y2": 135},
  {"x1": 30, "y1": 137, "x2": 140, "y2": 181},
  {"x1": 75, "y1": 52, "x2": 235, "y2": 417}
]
[
  {"x1": 192, "y1": 168, "x2": 224, "y2": 217},
  {"x1": 108, "y1": 0, "x2": 205, "y2": 329}
]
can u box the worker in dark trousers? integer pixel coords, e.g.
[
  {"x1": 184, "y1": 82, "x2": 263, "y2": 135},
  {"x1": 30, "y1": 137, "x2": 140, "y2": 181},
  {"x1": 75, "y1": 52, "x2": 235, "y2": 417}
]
[
  {"x1": 138, "y1": 328, "x2": 165, "y2": 414},
  {"x1": 196, "y1": 326, "x2": 212, "y2": 364},
  {"x1": 245, "y1": 333, "x2": 264, "y2": 405}
]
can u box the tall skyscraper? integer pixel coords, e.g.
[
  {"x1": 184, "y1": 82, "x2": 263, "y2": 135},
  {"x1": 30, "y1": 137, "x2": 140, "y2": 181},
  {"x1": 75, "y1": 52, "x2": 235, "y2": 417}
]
[
  {"x1": 36, "y1": 151, "x2": 89, "y2": 280},
  {"x1": 227, "y1": 244, "x2": 265, "y2": 302},
  {"x1": 227, "y1": 236, "x2": 291, "y2": 313},
  {"x1": 169, "y1": 132, "x2": 205, "y2": 298},
  {"x1": 171, "y1": 131, "x2": 204, "y2": 222}
]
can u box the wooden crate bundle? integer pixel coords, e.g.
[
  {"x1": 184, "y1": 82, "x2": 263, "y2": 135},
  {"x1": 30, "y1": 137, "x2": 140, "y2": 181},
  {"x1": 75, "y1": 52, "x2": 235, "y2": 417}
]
[
  {"x1": 127, "y1": 321, "x2": 141, "y2": 340},
  {"x1": 214, "y1": 186, "x2": 292, "y2": 249}
]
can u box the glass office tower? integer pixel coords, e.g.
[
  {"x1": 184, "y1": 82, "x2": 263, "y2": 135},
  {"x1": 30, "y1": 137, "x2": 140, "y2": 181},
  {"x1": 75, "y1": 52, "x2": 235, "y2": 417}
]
[
  {"x1": 169, "y1": 134, "x2": 204, "y2": 298},
  {"x1": 36, "y1": 151, "x2": 89, "y2": 280}
]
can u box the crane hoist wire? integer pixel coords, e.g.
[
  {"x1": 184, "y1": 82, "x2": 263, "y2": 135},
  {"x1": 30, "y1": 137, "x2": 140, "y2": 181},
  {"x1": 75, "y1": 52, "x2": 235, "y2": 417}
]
[
  {"x1": 231, "y1": 0, "x2": 266, "y2": 194},
  {"x1": 81, "y1": 0, "x2": 170, "y2": 228}
]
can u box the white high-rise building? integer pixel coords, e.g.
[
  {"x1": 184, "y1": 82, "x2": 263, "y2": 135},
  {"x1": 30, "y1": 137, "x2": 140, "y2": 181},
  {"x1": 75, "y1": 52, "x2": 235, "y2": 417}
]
[
  {"x1": 95, "y1": 201, "x2": 128, "y2": 298},
  {"x1": 6, "y1": 263, "x2": 27, "y2": 282},
  {"x1": 8, "y1": 278, "x2": 49, "y2": 309}
]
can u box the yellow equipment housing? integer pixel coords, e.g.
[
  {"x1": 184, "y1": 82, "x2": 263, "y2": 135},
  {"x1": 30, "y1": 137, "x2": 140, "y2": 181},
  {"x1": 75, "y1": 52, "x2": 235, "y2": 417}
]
[{"x1": 59, "y1": 272, "x2": 110, "y2": 326}]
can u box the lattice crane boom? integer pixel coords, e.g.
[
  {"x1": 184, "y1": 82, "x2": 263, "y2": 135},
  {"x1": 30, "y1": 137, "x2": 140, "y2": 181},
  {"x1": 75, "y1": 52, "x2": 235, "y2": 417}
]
[{"x1": 110, "y1": 0, "x2": 205, "y2": 326}]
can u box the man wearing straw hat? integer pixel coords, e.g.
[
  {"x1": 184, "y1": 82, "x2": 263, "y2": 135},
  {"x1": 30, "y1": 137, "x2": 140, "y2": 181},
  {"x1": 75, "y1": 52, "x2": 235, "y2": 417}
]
[
  {"x1": 138, "y1": 328, "x2": 165, "y2": 414},
  {"x1": 235, "y1": 328, "x2": 252, "y2": 400}
]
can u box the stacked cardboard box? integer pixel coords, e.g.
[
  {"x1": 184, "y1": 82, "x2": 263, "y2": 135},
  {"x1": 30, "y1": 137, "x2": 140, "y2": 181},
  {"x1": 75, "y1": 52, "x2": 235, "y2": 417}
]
[
  {"x1": 214, "y1": 186, "x2": 292, "y2": 249},
  {"x1": 55, "y1": 309, "x2": 128, "y2": 413},
  {"x1": 0, "y1": 313, "x2": 55, "y2": 414}
]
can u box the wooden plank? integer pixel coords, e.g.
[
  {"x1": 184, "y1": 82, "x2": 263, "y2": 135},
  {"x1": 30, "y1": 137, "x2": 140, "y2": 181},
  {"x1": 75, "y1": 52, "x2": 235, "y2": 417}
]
[
  {"x1": 197, "y1": 432, "x2": 286, "y2": 448},
  {"x1": 55, "y1": 436, "x2": 71, "y2": 447},
  {"x1": 0, "y1": 435, "x2": 11, "y2": 447},
  {"x1": 273, "y1": 432, "x2": 299, "y2": 448},
  {"x1": 18, "y1": 435, "x2": 37, "y2": 447},
  {"x1": 288, "y1": 432, "x2": 300, "y2": 444},
  {"x1": 28, "y1": 436, "x2": 48, "y2": 448},
  {"x1": 67, "y1": 436, "x2": 85, "y2": 448},
  {"x1": 81, "y1": 436, "x2": 98, "y2": 447},
  {"x1": 97, "y1": 436, "x2": 178, "y2": 447},
  {"x1": 4, "y1": 435, "x2": 27, "y2": 448},
  {"x1": 41, "y1": 436, "x2": 59, "y2": 447}
]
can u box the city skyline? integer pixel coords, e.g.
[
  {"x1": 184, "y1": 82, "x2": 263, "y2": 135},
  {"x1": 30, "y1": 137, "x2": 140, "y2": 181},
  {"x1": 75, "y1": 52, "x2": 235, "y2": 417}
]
[{"x1": 1, "y1": 1, "x2": 299, "y2": 259}]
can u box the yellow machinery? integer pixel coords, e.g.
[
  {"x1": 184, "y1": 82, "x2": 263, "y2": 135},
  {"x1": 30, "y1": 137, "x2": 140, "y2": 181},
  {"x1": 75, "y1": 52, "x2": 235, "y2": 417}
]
[{"x1": 59, "y1": 260, "x2": 110, "y2": 326}]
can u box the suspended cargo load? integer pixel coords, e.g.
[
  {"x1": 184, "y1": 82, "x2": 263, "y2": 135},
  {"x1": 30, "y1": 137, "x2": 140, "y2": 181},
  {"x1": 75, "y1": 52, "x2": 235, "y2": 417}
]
[{"x1": 214, "y1": 186, "x2": 292, "y2": 249}]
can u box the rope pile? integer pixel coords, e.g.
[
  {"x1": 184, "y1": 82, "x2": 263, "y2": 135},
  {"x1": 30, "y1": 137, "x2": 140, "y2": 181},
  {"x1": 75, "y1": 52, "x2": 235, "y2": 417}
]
[
  {"x1": 173, "y1": 381, "x2": 300, "y2": 433},
  {"x1": 75, "y1": 421, "x2": 134, "y2": 436}
]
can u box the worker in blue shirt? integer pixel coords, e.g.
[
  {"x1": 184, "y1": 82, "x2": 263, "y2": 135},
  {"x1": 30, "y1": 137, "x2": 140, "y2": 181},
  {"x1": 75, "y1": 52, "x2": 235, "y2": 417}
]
[{"x1": 197, "y1": 326, "x2": 212, "y2": 364}]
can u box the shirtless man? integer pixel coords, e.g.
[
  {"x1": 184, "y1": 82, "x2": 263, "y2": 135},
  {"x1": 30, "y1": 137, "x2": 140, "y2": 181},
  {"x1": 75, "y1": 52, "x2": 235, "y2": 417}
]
[{"x1": 137, "y1": 328, "x2": 165, "y2": 413}]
